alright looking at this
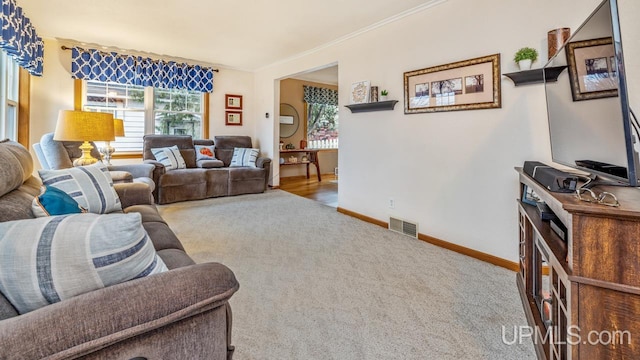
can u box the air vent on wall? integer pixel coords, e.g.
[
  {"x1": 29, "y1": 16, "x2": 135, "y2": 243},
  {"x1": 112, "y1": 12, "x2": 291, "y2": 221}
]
[{"x1": 389, "y1": 217, "x2": 418, "y2": 238}]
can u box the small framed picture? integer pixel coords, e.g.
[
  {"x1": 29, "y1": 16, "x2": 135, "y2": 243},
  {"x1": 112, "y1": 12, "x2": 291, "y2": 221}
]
[
  {"x1": 522, "y1": 185, "x2": 540, "y2": 206},
  {"x1": 350, "y1": 81, "x2": 371, "y2": 104},
  {"x1": 225, "y1": 94, "x2": 243, "y2": 109},
  {"x1": 225, "y1": 111, "x2": 243, "y2": 126}
]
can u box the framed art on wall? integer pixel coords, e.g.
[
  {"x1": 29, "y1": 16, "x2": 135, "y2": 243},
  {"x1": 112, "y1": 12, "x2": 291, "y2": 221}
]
[
  {"x1": 403, "y1": 53, "x2": 501, "y2": 114},
  {"x1": 350, "y1": 81, "x2": 371, "y2": 104},
  {"x1": 566, "y1": 37, "x2": 618, "y2": 101},
  {"x1": 225, "y1": 94, "x2": 243, "y2": 109},
  {"x1": 225, "y1": 111, "x2": 243, "y2": 126}
]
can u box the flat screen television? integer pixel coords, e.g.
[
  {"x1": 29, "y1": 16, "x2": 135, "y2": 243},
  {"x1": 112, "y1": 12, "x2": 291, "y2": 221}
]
[{"x1": 544, "y1": 0, "x2": 640, "y2": 187}]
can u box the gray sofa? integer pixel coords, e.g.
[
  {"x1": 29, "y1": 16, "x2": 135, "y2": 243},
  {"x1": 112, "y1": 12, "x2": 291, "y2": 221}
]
[
  {"x1": 143, "y1": 135, "x2": 271, "y2": 204},
  {"x1": 0, "y1": 139, "x2": 239, "y2": 359}
]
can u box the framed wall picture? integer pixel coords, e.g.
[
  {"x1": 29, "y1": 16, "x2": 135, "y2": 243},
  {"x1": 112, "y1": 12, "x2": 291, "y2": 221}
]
[
  {"x1": 350, "y1": 81, "x2": 371, "y2": 104},
  {"x1": 566, "y1": 37, "x2": 618, "y2": 101},
  {"x1": 403, "y1": 54, "x2": 501, "y2": 114},
  {"x1": 521, "y1": 185, "x2": 540, "y2": 206},
  {"x1": 225, "y1": 94, "x2": 243, "y2": 109},
  {"x1": 225, "y1": 111, "x2": 243, "y2": 126}
]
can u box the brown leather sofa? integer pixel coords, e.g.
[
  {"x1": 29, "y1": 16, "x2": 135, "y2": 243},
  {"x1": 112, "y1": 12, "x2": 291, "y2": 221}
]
[
  {"x1": 0, "y1": 140, "x2": 239, "y2": 359},
  {"x1": 143, "y1": 135, "x2": 271, "y2": 204}
]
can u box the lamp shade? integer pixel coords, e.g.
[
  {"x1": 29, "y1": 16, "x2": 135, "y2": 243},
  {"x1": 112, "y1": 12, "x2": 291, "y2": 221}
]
[
  {"x1": 113, "y1": 119, "x2": 125, "y2": 137},
  {"x1": 54, "y1": 110, "x2": 115, "y2": 142}
]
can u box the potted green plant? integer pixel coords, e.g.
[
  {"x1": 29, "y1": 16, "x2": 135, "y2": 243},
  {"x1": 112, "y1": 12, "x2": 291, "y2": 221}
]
[
  {"x1": 380, "y1": 89, "x2": 389, "y2": 101},
  {"x1": 514, "y1": 47, "x2": 538, "y2": 70}
]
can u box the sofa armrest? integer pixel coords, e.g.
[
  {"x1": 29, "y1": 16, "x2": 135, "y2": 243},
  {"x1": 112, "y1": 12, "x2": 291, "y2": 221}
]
[
  {"x1": 108, "y1": 163, "x2": 155, "y2": 179},
  {"x1": 256, "y1": 157, "x2": 271, "y2": 169},
  {"x1": 114, "y1": 182, "x2": 154, "y2": 207},
  {"x1": 143, "y1": 160, "x2": 166, "y2": 178},
  {"x1": 0, "y1": 262, "x2": 239, "y2": 359},
  {"x1": 143, "y1": 160, "x2": 166, "y2": 199},
  {"x1": 256, "y1": 157, "x2": 272, "y2": 190}
]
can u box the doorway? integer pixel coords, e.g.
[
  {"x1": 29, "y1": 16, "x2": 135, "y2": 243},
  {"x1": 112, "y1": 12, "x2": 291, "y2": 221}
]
[{"x1": 277, "y1": 64, "x2": 339, "y2": 207}]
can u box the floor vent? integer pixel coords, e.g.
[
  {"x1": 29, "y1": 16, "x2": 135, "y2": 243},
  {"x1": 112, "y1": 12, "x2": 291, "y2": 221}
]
[{"x1": 389, "y1": 217, "x2": 418, "y2": 238}]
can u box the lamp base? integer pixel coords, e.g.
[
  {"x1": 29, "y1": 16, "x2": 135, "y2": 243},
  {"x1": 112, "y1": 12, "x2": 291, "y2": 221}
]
[
  {"x1": 73, "y1": 141, "x2": 99, "y2": 167},
  {"x1": 99, "y1": 141, "x2": 116, "y2": 166}
]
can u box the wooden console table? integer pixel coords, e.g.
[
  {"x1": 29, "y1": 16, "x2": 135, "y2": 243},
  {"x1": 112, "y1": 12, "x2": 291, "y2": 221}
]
[
  {"x1": 279, "y1": 149, "x2": 322, "y2": 181},
  {"x1": 516, "y1": 167, "x2": 640, "y2": 359}
]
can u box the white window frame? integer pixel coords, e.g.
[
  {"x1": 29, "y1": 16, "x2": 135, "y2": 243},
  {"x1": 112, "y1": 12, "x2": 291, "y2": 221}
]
[
  {"x1": 81, "y1": 80, "x2": 205, "y2": 153},
  {"x1": 0, "y1": 52, "x2": 19, "y2": 141}
]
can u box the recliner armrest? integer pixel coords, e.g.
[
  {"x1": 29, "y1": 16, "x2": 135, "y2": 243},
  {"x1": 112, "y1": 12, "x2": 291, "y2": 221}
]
[
  {"x1": 108, "y1": 163, "x2": 156, "y2": 179},
  {"x1": 0, "y1": 262, "x2": 239, "y2": 359},
  {"x1": 114, "y1": 182, "x2": 154, "y2": 207}
]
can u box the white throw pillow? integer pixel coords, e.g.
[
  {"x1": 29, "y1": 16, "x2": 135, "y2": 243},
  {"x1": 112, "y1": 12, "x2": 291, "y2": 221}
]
[
  {"x1": 151, "y1": 145, "x2": 187, "y2": 170},
  {"x1": 38, "y1": 162, "x2": 122, "y2": 214},
  {"x1": 0, "y1": 213, "x2": 168, "y2": 314},
  {"x1": 230, "y1": 148, "x2": 259, "y2": 168},
  {"x1": 195, "y1": 145, "x2": 217, "y2": 161}
]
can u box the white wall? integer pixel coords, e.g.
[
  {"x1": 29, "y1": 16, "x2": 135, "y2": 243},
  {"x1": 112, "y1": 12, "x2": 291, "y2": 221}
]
[
  {"x1": 253, "y1": 0, "x2": 602, "y2": 262},
  {"x1": 29, "y1": 38, "x2": 257, "y2": 165}
]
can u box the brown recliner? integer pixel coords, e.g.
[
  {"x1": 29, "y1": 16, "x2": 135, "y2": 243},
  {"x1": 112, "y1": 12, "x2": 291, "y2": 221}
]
[{"x1": 143, "y1": 135, "x2": 271, "y2": 204}]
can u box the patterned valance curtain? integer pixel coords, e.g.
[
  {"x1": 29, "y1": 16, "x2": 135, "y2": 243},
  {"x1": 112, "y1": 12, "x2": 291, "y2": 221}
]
[
  {"x1": 303, "y1": 85, "x2": 338, "y2": 106},
  {"x1": 71, "y1": 47, "x2": 215, "y2": 93},
  {"x1": 0, "y1": 0, "x2": 44, "y2": 76}
]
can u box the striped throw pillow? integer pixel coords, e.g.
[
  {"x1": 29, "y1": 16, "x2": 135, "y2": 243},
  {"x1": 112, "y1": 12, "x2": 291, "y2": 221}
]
[
  {"x1": 0, "y1": 213, "x2": 168, "y2": 314},
  {"x1": 151, "y1": 145, "x2": 186, "y2": 170},
  {"x1": 230, "y1": 148, "x2": 259, "y2": 167},
  {"x1": 38, "y1": 162, "x2": 122, "y2": 214}
]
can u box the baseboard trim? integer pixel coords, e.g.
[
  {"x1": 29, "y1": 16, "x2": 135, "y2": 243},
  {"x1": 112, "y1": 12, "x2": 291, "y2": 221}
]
[
  {"x1": 280, "y1": 173, "x2": 337, "y2": 180},
  {"x1": 337, "y1": 207, "x2": 388, "y2": 228},
  {"x1": 336, "y1": 207, "x2": 519, "y2": 272}
]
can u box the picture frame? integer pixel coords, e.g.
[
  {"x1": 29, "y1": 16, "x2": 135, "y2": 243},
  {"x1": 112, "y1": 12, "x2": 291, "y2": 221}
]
[
  {"x1": 403, "y1": 53, "x2": 501, "y2": 114},
  {"x1": 225, "y1": 94, "x2": 243, "y2": 109},
  {"x1": 566, "y1": 37, "x2": 618, "y2": 101},
  {"x1": 225, "y1": 111, "x2": 243, "y2": 126},
  {"x1": 521, "y1": 185, "x2": 540, "y2": 206},
  {"x1": 350, "y1": 80, "x2": 371, "y2": 104}
]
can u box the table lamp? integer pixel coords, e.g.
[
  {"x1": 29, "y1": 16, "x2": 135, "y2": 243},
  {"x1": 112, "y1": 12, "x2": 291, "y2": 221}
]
[
  {"x1": 100, "y1": 118, "x2": 125, "y2": 165},
  {"x1": 54, "y1": 110, "x2": 115, "y2": 166}
]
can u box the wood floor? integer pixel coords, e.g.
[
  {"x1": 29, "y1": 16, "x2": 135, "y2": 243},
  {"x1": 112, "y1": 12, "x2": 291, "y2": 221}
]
[{"x1": 278, "y1": 174, "x2": 338, "y2": 207}]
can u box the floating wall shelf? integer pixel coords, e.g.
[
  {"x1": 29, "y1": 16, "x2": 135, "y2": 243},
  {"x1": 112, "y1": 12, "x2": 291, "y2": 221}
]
[
  {"x1": 503, "y1": 66, "x2": 567, "y2": 86},
  {"x1": 345, "y1": 100, "x2": 399, "y2": 113}
]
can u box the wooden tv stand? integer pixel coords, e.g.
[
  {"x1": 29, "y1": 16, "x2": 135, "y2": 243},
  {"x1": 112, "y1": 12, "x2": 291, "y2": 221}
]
[{"x1": 516, "y1": 167, "x2": 640, "y2": 359}]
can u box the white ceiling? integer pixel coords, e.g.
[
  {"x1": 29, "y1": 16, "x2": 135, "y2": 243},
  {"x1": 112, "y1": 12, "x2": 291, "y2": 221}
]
[{"x1": 20, "y1": 0, "x2": 442, "y2": 70}]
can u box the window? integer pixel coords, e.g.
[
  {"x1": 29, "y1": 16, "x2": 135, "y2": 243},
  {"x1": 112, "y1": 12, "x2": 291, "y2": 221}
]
[
  {"x1": 307, "y1": 103, "x2": 338, "y2": 148},
  {"x1": 0, "y1": 52, "x2": 19, "y2": 140},
  {"x1": 82, "y1": 80, "x2": 205, "y2": 153},
  {"x1": 154, "y1": 87, "x2": 202, "y2": 138}
]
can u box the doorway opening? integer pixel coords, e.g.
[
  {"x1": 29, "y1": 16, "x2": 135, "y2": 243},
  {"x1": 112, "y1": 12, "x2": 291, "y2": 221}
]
[{"x1": 277, "y1": 63, "x2": 338, "y2": 207}]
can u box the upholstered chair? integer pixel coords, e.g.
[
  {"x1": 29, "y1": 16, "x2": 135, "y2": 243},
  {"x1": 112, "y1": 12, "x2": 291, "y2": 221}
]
[{"x1": 33, "y1": 132, "x2": 156, "y2": 192}]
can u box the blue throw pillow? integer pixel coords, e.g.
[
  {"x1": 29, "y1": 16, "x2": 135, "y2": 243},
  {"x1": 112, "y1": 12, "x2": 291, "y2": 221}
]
[{"x1": 31, "y1": 185, "x2": 85, "y2": 217}]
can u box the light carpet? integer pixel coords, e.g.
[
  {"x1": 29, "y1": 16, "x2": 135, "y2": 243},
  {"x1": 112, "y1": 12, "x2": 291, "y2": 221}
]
[{"x1": 158, "y1": 190, "x2": 535, "y2": 360}]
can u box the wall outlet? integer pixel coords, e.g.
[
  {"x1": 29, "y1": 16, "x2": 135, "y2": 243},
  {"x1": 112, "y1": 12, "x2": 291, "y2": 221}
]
[{"x1": 388, "y1": 198, "x2": 395, "y2": 209}]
